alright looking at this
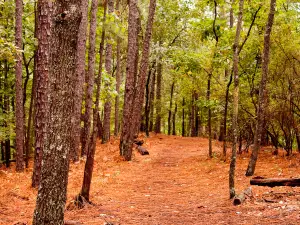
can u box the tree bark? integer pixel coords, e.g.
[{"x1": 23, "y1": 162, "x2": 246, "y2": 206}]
[
  {"x1": 114, "y1": 0, "x2": 121, "y2": 137},
  {"x1": 149, "y1": 64, "x2": 156, "y2": 132},
  {"x1": 32, "y1": 0, "x2": 51, "y2": 188},
  {"x1": 32, "y1": 0, "x2": 82, "y2": 223},
  {"x1": 155, "y1": 58, "x2": 162, "y2": 133},
  {"x1": 119, "y1": 0, "x2": 139, "y2": 160},
  {"x1": 172, "y1": 103, "x2": 177, "y2": 135},
  {"x1": 182, "y1": 98, "x2": 185, "y2": 137},
  {"x1": 15, "y1": 0, "x2": 24, "y2": 172},
  {"x1": 229, "y1": 0, "x2": 244, "y2": 199},
  {"x1": 82, "y1": 0, "x2": 99, "y2": 154},
  {"x1": 168, "y1": 82, "x2": 175, "y2": 135},
  {"x1": 79, "y1": 3, "x2": 106, "y2": 203},
  {"x1": 102, "y1": 0, "x2": 114, "y2": 144},
  {"x1": 71, "y1": 0, "x2": 89, "y2": 162},
  {"x1": 246, "y1": 0, "x2": 276, "y2": 176}
]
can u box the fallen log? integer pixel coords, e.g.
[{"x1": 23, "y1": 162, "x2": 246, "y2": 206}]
[
  {"x1": 250, "y1": 176, "x2": 300, "y2": 187},
  {"x1": 137, "y1": 146, "x2": 149, "y2": 155},
  {"x1": 233, "y1": 187, "x2": 253, "y2": 205}
]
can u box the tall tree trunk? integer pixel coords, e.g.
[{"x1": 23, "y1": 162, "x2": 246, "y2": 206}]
[
  {"x1": 25, "y1": 67, "x2": 36, "y2": 168},
  {"x1": 229, "y1": 0, "x2": 244, "y2": 199},
  {"x1": 102, "y1": 0, "x2": 114, "y2": 144},
  {"x1": 168, "y1": 81, "x2": 175, "y2": 135},
  {"x1": 172, "y1": 103, "x2": 177, "y2": 135},
  {"x1": 182, "y1": 98, "x2": 185, "y2": 137},
  {"x1": 4, "y1": 61, "x2": 10, "y2": 168},
  {"x1": 246, "y1": 0, "x2": 276, "y2": 176},
  {"x1": 32, "y1": 0, "x2": 51, "y2": 188},
  {"x1": 145, "y1": 61, "x2": 155, "y2": 137},
  {"x1": 207, "y1": 74, "x2": 212, "y2": 158},
  {"x1": 32, "y1": 0, "x2": 82, "y2": 224},
  {"x1": 82, "y1": 0, "x2": 99, "y2": 154},
  {"x1": 119, "y1": 0, "x2": 139, "y2": 160},
  {"x1": 120, "y1": 0, "x2": 156, "y2": 160},
  {"x1": 114, "y1": 0, "x2": 121, "y2": 137},
  {"x1": 149, "y1": 64, "x2": 156, "y2": 132},
  {"x1": 71, "y1": 0, "x2": 89, "y2": 162},
  {"x1": 155, "y1": 58, "x2": 162, "y2": 133},
  {"x1": 79, "y1": 3, "x2": 106, "y2": 203},
  {"x1": 15, "y1": 0, "x2": 24, "y2": 172}
]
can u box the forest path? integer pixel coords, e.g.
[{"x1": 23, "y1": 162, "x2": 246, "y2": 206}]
[
  {"x1": 1, "y1": 134, "x2": 300, "y2": 224},
  {"x1": 65, "y1": 134, "x2": 300, "y2": 225}
]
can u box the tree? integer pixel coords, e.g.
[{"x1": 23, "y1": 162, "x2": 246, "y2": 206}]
[
  {"x1": 78, "y1": 1, "x2": 106, "y2": 205},
  {"x1": 71, "y1": 0, "x2": 89, "y2": 162},
  {"x1": 102, "y1": 0, "x2": 115, "y2": 144},
  {"x1": 246, "y1": 0, "x2": 277, "y2": 177},
  {"x1": 229, "y1": 0, "x2": 244, "y2": 199},
  {"x1": 32, "y1": 0, "x2": 82, "y2": 223},
  {"x1": 82, "y1": 0, "x2": 99, "y2": 155},
  {"x1": 15, "y1": 0, "x2": 24, "y2": 172},
  {"x1": 120, "y1": 0, "x2": 156, "y2": 160},
  {"x1": 31, "y1": 0, "x2": 51, "y2": 188}
]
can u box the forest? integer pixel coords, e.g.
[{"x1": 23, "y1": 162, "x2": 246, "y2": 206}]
[{"x1": 0, "y1": 0, "x2": 300, "y2": 224}]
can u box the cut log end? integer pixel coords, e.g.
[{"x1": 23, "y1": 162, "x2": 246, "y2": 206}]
[{"x1": 233, "y1": 187, "x2": 253, "y2": 206}]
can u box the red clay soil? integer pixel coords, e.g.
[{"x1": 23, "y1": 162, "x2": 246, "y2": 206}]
[{"x1": 1, "y1": 134, "x2": 300, "y2": 225}]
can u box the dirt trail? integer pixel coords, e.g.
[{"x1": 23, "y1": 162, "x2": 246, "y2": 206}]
[{"x1": 1, "y1": 134, "x2": 300, "y2": 224}]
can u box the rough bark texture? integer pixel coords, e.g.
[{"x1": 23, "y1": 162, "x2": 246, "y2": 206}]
[
  {"x1": 172, "y1": 103, "x2": 177, "y2": 135},
  {"x1": 155, "y1": 59, "x2": 162, "y2": 133},
  {"x1": 71, "y1": 0, "x2": 89, "y2": 161},
  {"x1": 132, "y1": 0, "x2": 157, "y2": 136},
  {"x1": 32, "y1": 0, "x2": 81, "y2": 224},
  {"x1": 246, "y1": 0, "x2": 276, "y2": 177},
  {"x1": 102, "y1": 0, "x2": 114, "y2": 144},
  {"x1": 79, "y1": 3, "x2": 106, "y2": 203},
  {"x1": 15, "y1": 0, "x2": 24, "y2": 172},
  {"x1": 81, "y1": 0, "x2": 99, "y2": 154},
  {"x1": 32, "y1": 0, "x2": 51, "y2": 188},
  {"x1": 229, "y1": 0, "x2": 244, "y2": 199},
  {"x1": 119, "y1": 0, "x2": 139, "y2": 160},
  {"x1": 120, "y1": 0, "x2": 156, "y2": 160}
]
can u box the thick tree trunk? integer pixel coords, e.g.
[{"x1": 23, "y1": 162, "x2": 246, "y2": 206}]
[
  {"x1": 168, "y1": 82, "x2": 175, "y2": 135},
  {"x1": 82, "y1": 0, "x2": 99, "y2": 154},
  {"x1": 229, "y1": 0, "x2": 244, "y2": 199},
  {"x1": 32, "y1": 0, "x2": 51, "y2": 188},
  {"x1": 71, "y1": 0, "x2": 89, "y2": 162},
  {"x1": 79, "y1": 3, "x2": 106, "y2": 203},
  {"x1": 15, "y1": 0, "x2": 24, "y2": 172},
  {"x1": 32, "y1": 0, "x2": 81, "y2": 224},
  {"x1": 102, "y1": 0, "x2": 114, "y2": 144},
  {"x1": 246, "y1": 0, "x2": 276, "y2": 177},
  {"x1": 155, "y1": 59, "x2": 162, "y2": 133}
]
